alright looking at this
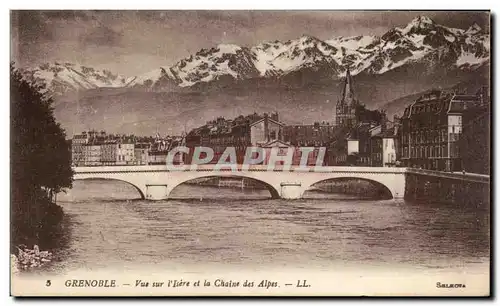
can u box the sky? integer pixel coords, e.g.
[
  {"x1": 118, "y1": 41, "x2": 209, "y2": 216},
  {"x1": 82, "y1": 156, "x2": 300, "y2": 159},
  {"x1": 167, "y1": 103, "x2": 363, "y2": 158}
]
[{"x1": 10, "y1": 10, "x2": 489, "y2": 77}]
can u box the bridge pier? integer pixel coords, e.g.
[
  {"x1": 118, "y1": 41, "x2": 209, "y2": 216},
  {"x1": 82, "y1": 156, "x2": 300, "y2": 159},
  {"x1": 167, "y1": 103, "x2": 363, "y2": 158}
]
[
  {"x1": 145, "y1": 184, "x2": 169, "y2": 201},
  {"x1": 280, "y1": 182, "x2": 305, "y2": 200}
]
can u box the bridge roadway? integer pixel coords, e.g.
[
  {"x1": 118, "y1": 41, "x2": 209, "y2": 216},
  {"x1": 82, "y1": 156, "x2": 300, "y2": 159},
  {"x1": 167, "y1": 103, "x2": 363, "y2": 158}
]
[{"x1": 72, "y1": 165, "x2": 489, "y2": 201}]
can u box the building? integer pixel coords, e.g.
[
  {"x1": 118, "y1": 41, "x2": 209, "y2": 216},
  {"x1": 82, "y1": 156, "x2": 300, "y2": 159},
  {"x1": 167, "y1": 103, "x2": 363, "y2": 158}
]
[
  {"x1": 148, "y1": 134, "x2": 185, "y2": 165},
  {"x1": 250, "y1": 112, "x2": 284, "y2": 146},
  {"x1": 83, "y1": 143, "x2": 101, "y2": 166},
  {"x1": 71, "y1": 130, "x2": 106, "y2": 166},
  {"x1": 116, "y1": 142, "x2": 135, "y2": 165},
  {"x1": 398, "y1": 89, "x2": 486, "y2": 171},
  {"x1": 259, "y1": 139, "x2": 294, "y2": 166},
  {"x1": 335, "y1": 68, "x2": 359, "y2": 128},
  {"x1": 328, "y1": 66, "x2": 389, "y2": 166},
  {"x1": 283, "y1": 122, "x2": 336, "y2": 147},
  {"x1": 134, "y1": 143, "x2": 150, "y2": 165},
  {"x1": 370, "y1": 127, "x2": 397, "y2": 167},
  {"x1": 185, "y1": 112, "x2": 284, "y2": 164},
  {"x1": 330, "y1": 123, "x2": 373, "y2": 166},
  {"x1": 99, "y1": 137, "x2": 135, "y2": 166},
  {"x1": 71, "y1": 131, "x2": 165, "y2": 167},
  {"x1": 101, "y1": 139, "x2": 118, "y2": 165},
  {"x1": 71, "y1": 132, "x2": 89, "y2": 166},
  {"x1": 459, "y1": 87, "x2": 490, "y2": 175},
  {"x1": 255, "y1": 139, "x2": 327, "y2": 167}
]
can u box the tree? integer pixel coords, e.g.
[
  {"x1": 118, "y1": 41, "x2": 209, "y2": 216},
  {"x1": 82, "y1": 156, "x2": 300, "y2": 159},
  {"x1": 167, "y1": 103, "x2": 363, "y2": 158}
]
[{"x1": 11, "y1": 63, "x2": 74, "y2": 248}]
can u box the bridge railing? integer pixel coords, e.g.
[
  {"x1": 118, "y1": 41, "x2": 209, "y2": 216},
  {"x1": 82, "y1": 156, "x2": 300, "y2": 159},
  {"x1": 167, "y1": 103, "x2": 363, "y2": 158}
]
[
  {"x1": 407, "y1": 168, "x2": 490, "y2": 184},
  {"x1": 73, "y1": 164, "x2": 409, "y2": 174},
  {"x1": 72, "y1": 164, "x2": 489, "y2": 184}
]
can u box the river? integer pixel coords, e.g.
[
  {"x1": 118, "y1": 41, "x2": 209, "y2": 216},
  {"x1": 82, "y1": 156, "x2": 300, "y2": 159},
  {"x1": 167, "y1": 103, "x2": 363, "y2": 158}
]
[{"x1": 29, "y1": 179, "x2": 489, "y2": 279}]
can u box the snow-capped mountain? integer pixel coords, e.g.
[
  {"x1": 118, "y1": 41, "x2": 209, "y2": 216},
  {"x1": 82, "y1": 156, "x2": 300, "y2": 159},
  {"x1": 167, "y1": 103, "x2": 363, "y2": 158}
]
[
  {"x1": 134, "y1": 44, "x2": 261, "y2": 89},
  {"x1": 19, "y1": 62, "x2": 132, "y2": 95},
  {"x1": 251, "y1": 35, "x2": 342, "y2": 77},
  {"x1": 21, "y1": 15, "x2": 489, "y2": 94},
  {"x1": 127, "y1": 35, "x2": 345, "y2": 88},
  {"x1": 128, "y1": 16, "x2": 489, "y2": 90}
]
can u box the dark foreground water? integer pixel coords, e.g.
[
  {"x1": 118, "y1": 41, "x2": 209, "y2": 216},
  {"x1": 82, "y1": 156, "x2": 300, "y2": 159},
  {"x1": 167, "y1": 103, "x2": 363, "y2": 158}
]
[{"x1": 42, "y1": 180, "x2": 489, "y2": 274}]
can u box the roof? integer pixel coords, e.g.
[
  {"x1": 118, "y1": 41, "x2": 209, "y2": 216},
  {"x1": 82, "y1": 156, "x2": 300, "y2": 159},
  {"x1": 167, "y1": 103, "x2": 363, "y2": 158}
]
[
  {"x1": 372, "y1": 127, "x2": 396, "y2": 138},
  {"x1": 135, "y1": 143, "x2": 151, "y2": 149},
  {"x1": 73, "y1": 135, "x2": 88, "y2": 139},
  {"x1": 447, "y1": 94, "x2": 481, "y2": 113},
  {"x1": 249, "y1": 117, "x2": 285, "y2": 127},
  {"x1": 259, "y1": 139, "x2": 293, "y2": 148},
  {"x1": 402, "y1": 90, "x2": 484, "y2": 118},
  {"x1": 452, "y1": 94, "x2": 480, "y2": 102}
]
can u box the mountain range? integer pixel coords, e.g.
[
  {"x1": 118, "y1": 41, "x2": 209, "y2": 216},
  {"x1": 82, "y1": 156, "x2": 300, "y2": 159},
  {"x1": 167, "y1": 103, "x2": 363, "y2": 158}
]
[{"x1": 16, "y1": 15, "x2": 490, "y2": 136}]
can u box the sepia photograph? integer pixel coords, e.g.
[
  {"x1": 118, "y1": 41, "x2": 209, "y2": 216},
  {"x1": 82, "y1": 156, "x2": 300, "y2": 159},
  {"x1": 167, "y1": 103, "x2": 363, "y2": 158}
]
[{"x1": 9, "y1": 9, "x2": 491, "y2": 297}]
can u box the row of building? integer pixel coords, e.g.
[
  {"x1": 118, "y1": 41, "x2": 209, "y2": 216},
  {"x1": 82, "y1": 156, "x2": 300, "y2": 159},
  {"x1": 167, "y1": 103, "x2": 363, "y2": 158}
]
[
  {"x1": 69, "y1": 68, "x2": 490, "y2": 175},
  {"x1": 397, "y1": 87, "x2": 490, "y2": 173},
  {"x1": 71, "y1": 130, "x2": 184, "y2": 166}
]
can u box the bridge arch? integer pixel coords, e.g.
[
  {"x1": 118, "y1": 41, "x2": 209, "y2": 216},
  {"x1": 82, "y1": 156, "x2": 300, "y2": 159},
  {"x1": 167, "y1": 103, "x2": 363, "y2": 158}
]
[
  {"x1": 167, "y1": 174, "x2": 281, "y2": 199},
  {"x1": 305, "y1": 176, "x2": 395, "y2": 199},
  {"x1": 73, "y1": 177, "x2": 146, "y2": 200}
]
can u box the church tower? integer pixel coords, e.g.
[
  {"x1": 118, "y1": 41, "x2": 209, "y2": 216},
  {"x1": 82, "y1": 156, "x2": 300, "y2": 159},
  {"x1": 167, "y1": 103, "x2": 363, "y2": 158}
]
[{"x1": 336, "y1": 67, "x2": 359, "y2": 128}]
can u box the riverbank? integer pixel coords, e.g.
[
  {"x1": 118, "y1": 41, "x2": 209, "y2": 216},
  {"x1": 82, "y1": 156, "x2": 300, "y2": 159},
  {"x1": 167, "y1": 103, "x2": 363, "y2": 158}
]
[
  {"x1": 11, "y1": 245, "x2": 53, "y2": 273},
  {"x1": 11, "y1": 194, "x2": 66, "y2": 273}
]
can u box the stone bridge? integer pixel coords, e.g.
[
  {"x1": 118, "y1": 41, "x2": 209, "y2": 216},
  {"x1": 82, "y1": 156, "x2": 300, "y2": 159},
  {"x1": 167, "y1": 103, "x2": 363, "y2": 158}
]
[{"x1": 73, "y1": 165, "x2": 408, "y2": 200}]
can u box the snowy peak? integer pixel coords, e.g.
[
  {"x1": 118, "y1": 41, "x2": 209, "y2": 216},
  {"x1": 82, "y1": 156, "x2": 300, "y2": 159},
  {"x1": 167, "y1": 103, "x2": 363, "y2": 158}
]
[
  {"x1": 466, "y1": 23, "x2": 483, "y2": 34},
  {"x1": 399, "y1": 15, "x2": 438, "y2": 36},
  {"x1": 297, "y1": 34, "x2": 325, "y2": 45},
  {"x1": 22, "y1": 15, "x2": 489, "y2": 94},
  {"x1": 407, "y1": 15, "x2": 435, "y2": 28},
  {"x1": 106, "y1": 15, "x2": 491, "y2": 90},
  {"x1": 328, "y1": 35, "x2": 379, "y2": 50},
  {"x1": 329, "y1": 16, "x2": 489, "y2": 74},
  {"x1": 260, "y1": 35, "x2": 339, "y2": 74},
  {"x1": 20, "y1": 62, "x2": 130, "y2": 95},
  {"x1": 214, "y1": 44, "x2": 242, "y2": 54},
  {"x1": 168, "y1": 43, "x2": 259, "y2": 87}
]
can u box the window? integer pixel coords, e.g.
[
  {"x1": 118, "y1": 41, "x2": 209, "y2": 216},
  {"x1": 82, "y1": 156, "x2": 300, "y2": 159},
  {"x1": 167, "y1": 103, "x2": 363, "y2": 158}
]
[{"x1": 270, "y1": 131, "x2": 277, "y2": 140}]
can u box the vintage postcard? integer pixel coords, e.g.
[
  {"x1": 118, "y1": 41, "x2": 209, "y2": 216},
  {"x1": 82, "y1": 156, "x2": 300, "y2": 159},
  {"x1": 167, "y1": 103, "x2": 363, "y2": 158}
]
[{"x1": 10, "y1": 10, "x2": 491, "y2": 297}]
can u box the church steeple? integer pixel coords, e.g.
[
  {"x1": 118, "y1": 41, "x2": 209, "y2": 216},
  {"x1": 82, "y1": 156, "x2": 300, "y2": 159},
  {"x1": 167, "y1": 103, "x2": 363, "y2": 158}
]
[
  {"x1": 335, "y1": 67, "x2": 359, "y2": 128},
  {"x1": 340, "y1": 67, "x2": 356, "y2": 106}
]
